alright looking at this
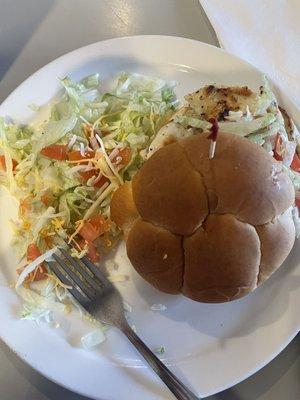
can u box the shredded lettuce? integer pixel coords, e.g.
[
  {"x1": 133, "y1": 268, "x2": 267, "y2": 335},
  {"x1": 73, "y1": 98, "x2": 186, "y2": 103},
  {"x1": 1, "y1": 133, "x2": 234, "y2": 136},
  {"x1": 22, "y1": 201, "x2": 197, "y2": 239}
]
[
  {"x1": 173, "y1": 115, "x2": 211, "y2": 130},
  {"x1": 33, "y1": 114, "x2": 77, "y2": 153},
  {"x1": 247, "y1": 121, "x2": 280, "y2": 144},
  {"x1": 255, "y1": 75, "x2": 277, "y2": 115},
  {"x1": 155, "y1": 346, "x2": 166, "y2": 355},
  {"x1": 218, "y1": 113, "x2": 276, "y2": 136},
  {"x1": 81, "y1": 73, "x2": 99, "y2": 89},
  {"x1": 100, "y1": 73, "x2": 178, "y2": 154},
  {"x1": 0, "y1": 72, "x2": 177, "y2": 345},
  {"x1": 150, "y1": 303, "x2": 167, "y2": 311},
  {"x1": 17, "y1": 286, "x2": 67, "y2": 314},
  {"x1": 21, "y1": 304, "x2": 53, "y2": 324},
  {"x1": 1, "y1": 71, "x2": 176, "y2": 233},
  {"x1": 81, "y1": 329, "x2": 106, "y2": 349}
]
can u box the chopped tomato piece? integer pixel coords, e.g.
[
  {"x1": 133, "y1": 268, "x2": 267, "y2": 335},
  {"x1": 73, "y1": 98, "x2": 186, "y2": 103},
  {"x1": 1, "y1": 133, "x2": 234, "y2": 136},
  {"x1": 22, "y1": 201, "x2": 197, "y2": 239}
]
[
  {"x1": 27, "y1": 243, "x2": 42, "y2": 261},
  {"x1": 87, "y1": 242, "x2": 101, "y2": 263},
  {"x1": 77, "y1": 239, "x2": 100, "y2": 263},
  {"x1": 67, "y1": 150, "x2": 95, "y2": 161},
  {"x1": 79, "y1": 215, "x2": 110, "y2": 242},
  {"x1": 273, "y1": 133, "x2": 283, "y2": 161},
  {"x1": 90, "y1": 214, "x2": 107, "y2": 228},
  {"x1": 31, "y1": 265, "x2": 47, "y2": 281},
  {"x1": 94, "y1": 175, "x2": 109, "y2": 188},
  {"x1": 79, "y1": 169, "x2": 97, "y2": 181},
  {"x1": 112, "y1": 148, "x2": 132, "y2": 167},
  {"x1": 290, "y1": 153, "x2": 300, "y2": 173},
  {"x1": 0, "y1": 155, "x2": 18, "y2": 171},
  {"x1": 78, "y1": 170, "x2": 109, "y2": 188},
  {"x1": 68, "y1": 150, "x2": 107, "y2": 188},
  {"x1": 41, "y1": 191, "x2": 54, "y2": 206},
  {"x1": 79, "y1": 221, "x2": 98, "y2": 242},
  {"x1": 41, "y1": 145, "x2": 68, "y2": 160},
  {"x1": 44, "y1": 236, "x2": 54, "y2": 248},
  {"x1": 19, "y1": 195, "x2": 33, "y2": 216},
  {"x1": 26, "y1": 244, "x2": 47, "y2": 281},
  {"x1": 0, "y1": 155, "x2": 6, "y2": 170}
]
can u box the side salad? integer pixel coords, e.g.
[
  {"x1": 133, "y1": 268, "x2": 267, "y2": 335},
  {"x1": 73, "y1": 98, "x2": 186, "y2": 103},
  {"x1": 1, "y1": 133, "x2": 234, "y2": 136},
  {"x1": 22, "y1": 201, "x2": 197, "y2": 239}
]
[{"x1": 0, "y1": 73, "x2": 177, "y2": 342}]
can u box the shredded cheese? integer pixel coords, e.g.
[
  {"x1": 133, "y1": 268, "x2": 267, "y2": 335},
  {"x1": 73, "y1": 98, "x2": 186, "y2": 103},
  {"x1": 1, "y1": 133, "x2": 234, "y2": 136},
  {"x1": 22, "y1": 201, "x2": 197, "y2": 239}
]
[
  {"x1": 109, "y1": 147, "x2": 120, "y2": 161},
  {"x1": 83, "y1": 182, "x2": 113, "y2": 221},
  {"x1": 68, "y1": 219, "x2": 85, "y2": 244},
  {"x1": 67, "y1": 134, "x2": 77, "y2": 151},
  {"x1": 95, "y1": 134, "x2": 123, "y2": 185},
  {"x1": 92, "y1": 171, "x2": 103, "y2": 185},
  {"x1": 15, "y1": 247, "x2": 58, "y2": 289},
  {"x1": 45, "y1": 273, "x2": 72, "y2": 290},
  {"x1": 80, "y1": 142, "x2": 85, "y2": 157},
  {"x1": 90, "y1": 136, "x2": 99, "y2": 150},
  {"x1": 108, "y1": 274, "x2": 129, "y2": 283}
]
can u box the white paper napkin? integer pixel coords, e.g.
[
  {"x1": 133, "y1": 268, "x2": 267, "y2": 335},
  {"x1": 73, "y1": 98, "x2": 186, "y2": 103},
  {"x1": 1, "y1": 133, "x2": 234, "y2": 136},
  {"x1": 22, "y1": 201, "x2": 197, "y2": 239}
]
[{"x1": 200, "y1": 0, "x2": 300, "y2": 121}]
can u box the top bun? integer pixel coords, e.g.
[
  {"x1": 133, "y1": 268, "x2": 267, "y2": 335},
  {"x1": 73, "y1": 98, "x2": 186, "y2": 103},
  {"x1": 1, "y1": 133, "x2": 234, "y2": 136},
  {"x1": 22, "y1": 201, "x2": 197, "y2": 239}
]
[{"x1": 111, "y1": 133, "x2": 295, "y2": 302}]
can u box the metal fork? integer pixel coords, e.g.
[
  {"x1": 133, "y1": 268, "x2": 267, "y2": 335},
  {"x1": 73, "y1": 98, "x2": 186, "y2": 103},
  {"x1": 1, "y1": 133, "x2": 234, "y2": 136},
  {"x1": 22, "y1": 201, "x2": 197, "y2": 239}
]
[{"x1": 48, "y1": 247, "x2": 200, "y2": 400}]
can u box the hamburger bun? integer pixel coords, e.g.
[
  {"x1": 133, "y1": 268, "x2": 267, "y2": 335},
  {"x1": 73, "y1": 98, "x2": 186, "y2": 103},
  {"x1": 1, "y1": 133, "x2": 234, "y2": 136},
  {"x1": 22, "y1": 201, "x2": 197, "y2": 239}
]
[{"x1": 111, "y1": 132, "x2": 295, "y2": 303}]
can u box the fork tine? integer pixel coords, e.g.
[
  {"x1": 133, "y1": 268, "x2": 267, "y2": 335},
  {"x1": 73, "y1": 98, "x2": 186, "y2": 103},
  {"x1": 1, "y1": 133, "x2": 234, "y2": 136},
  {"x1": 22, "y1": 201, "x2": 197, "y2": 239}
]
[
  {"x1": 52, "y1": 253, "x2": 95, "y2": 299},
  {"x1": 63, "y1": 241, "x2": 112, "y2": 287},
  {"x1": 60, "y1": 248, "x2": 104, "y2": 291},
  {"x1": 48, "y1": 261, "x2": 88, "y2": 305},
  {"x1": 81, "y1": 255, "x2": 112, "y2": 287}
]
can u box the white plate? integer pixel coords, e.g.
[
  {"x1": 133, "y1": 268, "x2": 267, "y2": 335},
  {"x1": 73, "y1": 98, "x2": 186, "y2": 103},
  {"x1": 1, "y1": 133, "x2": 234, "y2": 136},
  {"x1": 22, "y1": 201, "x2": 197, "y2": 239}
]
[{"x1": 0, "y1": 36, "x2": 299, "y2": 400}]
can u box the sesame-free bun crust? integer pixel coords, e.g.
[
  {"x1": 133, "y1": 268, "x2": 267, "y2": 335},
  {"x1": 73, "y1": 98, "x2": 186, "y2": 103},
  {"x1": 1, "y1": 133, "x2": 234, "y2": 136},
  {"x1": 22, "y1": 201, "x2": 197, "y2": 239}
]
[
  {"x1": 126, "y1": 219, "x2": 184, "y2": 294},
  {"x1": 110, "y1": 181, "x2": 138, "y2": 236},
  {"x1": 110, "y1": 133, "x2": 295, "y2": 303},
  {"x1": 132, "y1": 143, "x2": 208, "y2": 235}
]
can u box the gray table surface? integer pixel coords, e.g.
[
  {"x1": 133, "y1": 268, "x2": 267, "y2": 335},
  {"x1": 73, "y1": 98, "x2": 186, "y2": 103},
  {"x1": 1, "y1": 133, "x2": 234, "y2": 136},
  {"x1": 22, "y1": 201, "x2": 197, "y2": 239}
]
[{"x1": 0, "y1": 0, "x2": 299, "y2": 399}]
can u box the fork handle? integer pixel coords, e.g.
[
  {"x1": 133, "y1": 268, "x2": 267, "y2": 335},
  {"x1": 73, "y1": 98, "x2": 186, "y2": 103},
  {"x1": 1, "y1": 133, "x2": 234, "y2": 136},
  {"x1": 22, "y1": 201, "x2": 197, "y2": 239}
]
[{"x1": 120, "y1": 323, "x2": 200, "y2": 400}]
